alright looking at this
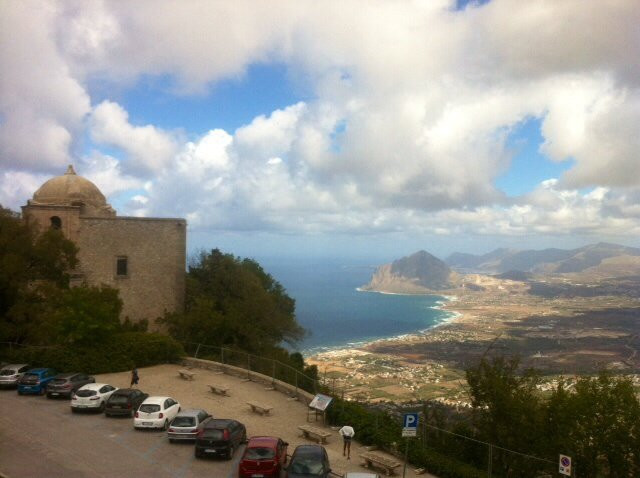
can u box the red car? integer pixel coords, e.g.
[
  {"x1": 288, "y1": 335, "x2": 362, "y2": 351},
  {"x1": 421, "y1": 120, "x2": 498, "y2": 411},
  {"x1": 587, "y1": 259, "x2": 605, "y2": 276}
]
[{"x1": 238, "y1": 436, "x2": 288, "y2": 478}]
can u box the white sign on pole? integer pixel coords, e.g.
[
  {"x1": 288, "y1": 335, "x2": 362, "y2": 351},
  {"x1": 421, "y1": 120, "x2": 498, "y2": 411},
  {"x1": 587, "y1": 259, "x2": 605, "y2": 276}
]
[
  {"x1": 402, "y1": 413, "x2": 418, "y2": 437},
  {"x1": 559, "y1": 454, "x2": 572, "y2": 476}
]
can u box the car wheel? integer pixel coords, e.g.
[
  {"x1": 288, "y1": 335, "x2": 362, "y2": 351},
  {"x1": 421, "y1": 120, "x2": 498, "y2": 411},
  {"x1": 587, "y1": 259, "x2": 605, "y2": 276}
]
[
  {"x1": 194, "y1": 449, "x2": 202, "y2": 459},
  {"x1": 71, "y1": 407, "x2": 77, "y2": 414},
  {"x1": 99, "y1": 402, "x2": 105, "y2": 412},
  {"x1": 39, "y1": 388, "x2": 45, "y2": 396},
  {"x1": 227, "y1": 445, "x2": 234, "y2": 460},
  {"x1": 129, "y1": 409, "x2": 134, "y2": 418},
  {"x1": 17, "y1": 390, "x2": 23, "y2": 395},
  {"x1": 163, "y1": 419, "x2": 169, "y2": 430},
  {"x1": 169, "y1": 438, "x2": 175, "y2": 444}
]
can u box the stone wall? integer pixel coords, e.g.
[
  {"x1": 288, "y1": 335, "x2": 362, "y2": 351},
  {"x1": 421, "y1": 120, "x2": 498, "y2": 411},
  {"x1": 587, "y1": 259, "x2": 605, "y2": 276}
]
[{"x1": 76, "y1": 216, "x2": 186, "y2": 326}]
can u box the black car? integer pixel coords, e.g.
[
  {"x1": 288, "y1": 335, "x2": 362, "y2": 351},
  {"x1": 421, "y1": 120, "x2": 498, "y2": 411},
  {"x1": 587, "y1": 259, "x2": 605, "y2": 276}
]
[
  {"x1": 104, "y1": 388, "x2": 148, "y2": 417},
  {"x1": 286, "y1": 444, "x2": 331, "y2": 478},
  {"x1": 194, "y1": 418, "x2": 247, "y2": 460},
  {"x1": 46, "y1": 373, "x2": 95, "y2": 399}
]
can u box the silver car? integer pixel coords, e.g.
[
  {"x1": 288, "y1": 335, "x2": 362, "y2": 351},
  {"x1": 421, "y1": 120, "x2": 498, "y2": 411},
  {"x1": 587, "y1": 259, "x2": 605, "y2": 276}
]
[
  {"x1": 0, "y1": 364, "x2": 30, "y2": 388},
  {"x1": 167, "y1": 409, "x2": 211, "y2": 442}
]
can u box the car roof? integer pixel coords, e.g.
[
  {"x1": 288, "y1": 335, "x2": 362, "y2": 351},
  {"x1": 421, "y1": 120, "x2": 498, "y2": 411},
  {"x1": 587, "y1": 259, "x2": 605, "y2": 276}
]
[
  {"x1": 292, "y1": 444, "x2": 326, "y2": 457},
  {"x1": 175, "y1": 409, "x2": 206, "y2": 417},
  {"x1": 79, "y1": 383, "x2": 112, "y2": 391},
  {"x1": 26, "y1": 368, "x2": 51, "y2": 373},
  {"x1": 203, "y1": 418, "x2": 234, "y2": 428},
  {"x1": 112, "y1": 388, "x2": 140, "y2": 396},
  {"x1": 0, "y1": 364, "x2": 28, "y2": 370},
  {"x1": 247, "y1": 436, "x2": 280, "y2": 447},
  {"x1": 142, "y1": 396, "x2": 172, "y2": 404},
  {"x1": 54, "y1": 372, "x2": 79, "y2": 379}
]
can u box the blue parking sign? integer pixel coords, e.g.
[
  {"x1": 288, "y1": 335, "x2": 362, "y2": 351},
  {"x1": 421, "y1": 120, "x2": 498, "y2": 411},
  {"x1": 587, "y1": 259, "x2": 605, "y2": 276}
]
[{"x1": 402, "y1": 413, "x2": 419, "y2": 437}]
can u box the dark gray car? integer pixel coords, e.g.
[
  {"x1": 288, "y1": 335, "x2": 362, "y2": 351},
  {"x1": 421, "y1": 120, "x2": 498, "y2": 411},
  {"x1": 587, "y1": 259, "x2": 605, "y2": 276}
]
[
  {"x1": 286, "y1": 444, "x2": 331, "y2": 478},
  {"x1": 46, "y1": 373, "x2": 95, "y2": 399}
]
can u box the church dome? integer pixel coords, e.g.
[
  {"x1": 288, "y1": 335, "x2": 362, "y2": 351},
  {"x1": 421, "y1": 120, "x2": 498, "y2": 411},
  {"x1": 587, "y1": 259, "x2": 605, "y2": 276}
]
[{"x1": 32, "y1": 165, "x2": 115, "y2": 216}]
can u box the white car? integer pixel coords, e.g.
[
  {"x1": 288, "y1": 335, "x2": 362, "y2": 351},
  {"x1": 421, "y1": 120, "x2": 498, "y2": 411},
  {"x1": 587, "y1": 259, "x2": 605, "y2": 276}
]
[
  {"x1": 71, "y1": 383, "x2": 118, "y2": 412},
  {"x1": 134, "y1": 396, "x2": 181, "y2": 430}
]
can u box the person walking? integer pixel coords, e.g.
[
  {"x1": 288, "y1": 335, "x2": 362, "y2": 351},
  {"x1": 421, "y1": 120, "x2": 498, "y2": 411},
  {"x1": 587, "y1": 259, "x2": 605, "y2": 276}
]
[
  {"x1": 339, "y1": 424, "x2": 355, "y2": 459},
  {"x1": 130, "y1": 367, "x2": 139, "y2": 388}
]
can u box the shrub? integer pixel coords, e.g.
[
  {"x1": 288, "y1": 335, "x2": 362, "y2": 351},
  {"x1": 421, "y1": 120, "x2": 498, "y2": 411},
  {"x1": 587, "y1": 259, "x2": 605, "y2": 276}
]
[{"x1": 3, "y1": 332, "x2": 184, "y2": 374}]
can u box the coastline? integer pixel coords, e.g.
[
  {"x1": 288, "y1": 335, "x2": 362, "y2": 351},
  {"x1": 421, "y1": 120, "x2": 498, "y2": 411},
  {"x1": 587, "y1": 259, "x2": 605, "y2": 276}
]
[{"x1": 303, "y1": 292, "x2": 464, "y2": 359}]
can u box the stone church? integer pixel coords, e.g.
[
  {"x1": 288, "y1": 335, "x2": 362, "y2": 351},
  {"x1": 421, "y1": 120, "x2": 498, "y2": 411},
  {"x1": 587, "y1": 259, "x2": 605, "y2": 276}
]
[{"x1": 22, "y1": 165, "x2": 186, "y2": 326}]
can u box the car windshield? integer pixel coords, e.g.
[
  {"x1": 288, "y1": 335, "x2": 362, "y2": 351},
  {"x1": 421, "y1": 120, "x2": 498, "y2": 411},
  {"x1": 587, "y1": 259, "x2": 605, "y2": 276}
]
[
  {"x1": 289, "y1": 457, "x2": 325, "y2": 475},
  {"x1": 245, "y1": 446, "x2": 276, "y2": 460},
  {"x1": 51, "y1": 378, "x2": 67, "y2": 385},
  {"x1": 76, "y1": 389, "x2": 97, "y2": 397},
  {"x1": 0, "y1": 369, "x2": 16, "y2": 375},
  {"x1": 202, "y1": 429, "x2": 223, "y2": 440},
  {"x1": 22, "y1": 373, "x2": 38, "y2": 380},
  {"x1": 109, "y1": 394, "x2": 129, "y2": 404},
  {"x1": 171, "y1": 416, "x2": 195, "y2": 427},
  {"x1": 139, "y1": 404, "x2": 161, "y2": 413}
]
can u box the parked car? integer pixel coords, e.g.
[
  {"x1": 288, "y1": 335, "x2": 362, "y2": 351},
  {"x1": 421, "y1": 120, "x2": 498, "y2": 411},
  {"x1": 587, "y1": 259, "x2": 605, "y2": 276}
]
[
  {"x1": 71, "y1": 383, "x2": 118, "y2": 412},
  {"x1": 0, "y1": 364, "x2": 30, "y2": 388},
  {"x1": 286, "y1": 444, "x2": 331, "y2": 478},
  {"x1": 17, "y1": 368, "x2": 57, "y2": 395},
  {"x1": 133, "y1": 396, "x2": 181, "y2": 430},
  {"x1": 46, "y1": 373, "x2": 95, "y2": 399},
  {"x1": 238, "y1": 436, "x2": 288, "y2": 478},
  {"x1": 194, "y1": 418, "x2": 247, "y2": 460},
  {"x1": 105, "y1": 388, "x2": 148, "y2": 417},
  {"x1": 344, "y1": 473, "x2": 381, "y2": 478},
  {"x1": 167, "y1": 409, "x2": 210, "y2": 442}
]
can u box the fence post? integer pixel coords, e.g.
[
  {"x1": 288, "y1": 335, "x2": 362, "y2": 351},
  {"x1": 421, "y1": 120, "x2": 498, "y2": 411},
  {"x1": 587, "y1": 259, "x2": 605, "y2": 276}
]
[
  {"x1": 488, "y1": 444, "x2": 492, "y2": 478},
  {"x1": 194, "y1": 343, "x2": 201, "y2": 359},
  {"x1": 220, "y1": 347, "x2": 224, "y2": 364},
  {"x1": 295, "y1": 370, "x2": 298, "y2": 395},
  {"x1": 272, "y1": 360, "x2": 276, "y2": 385},
  {"x1": 247, "y1": 353, "x2": 251, "y2": 379}
]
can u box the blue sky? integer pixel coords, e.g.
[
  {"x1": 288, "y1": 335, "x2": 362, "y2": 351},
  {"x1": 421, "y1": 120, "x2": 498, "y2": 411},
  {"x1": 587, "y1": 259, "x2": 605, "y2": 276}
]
[{"x1": 1, "y1": 0, "x2": 639, "y2": 261}]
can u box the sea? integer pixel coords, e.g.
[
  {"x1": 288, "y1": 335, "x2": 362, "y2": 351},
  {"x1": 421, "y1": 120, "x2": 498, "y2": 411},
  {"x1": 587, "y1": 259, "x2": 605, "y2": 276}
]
[{"x1": 262, "y1": 259, "x2": 456, "y2": 356}]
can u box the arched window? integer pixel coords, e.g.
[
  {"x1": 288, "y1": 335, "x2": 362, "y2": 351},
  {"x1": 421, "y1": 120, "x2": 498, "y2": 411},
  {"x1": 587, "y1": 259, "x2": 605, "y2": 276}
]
[{"x1": 50, "y1": 216, "x2": 62, "y2": 229}]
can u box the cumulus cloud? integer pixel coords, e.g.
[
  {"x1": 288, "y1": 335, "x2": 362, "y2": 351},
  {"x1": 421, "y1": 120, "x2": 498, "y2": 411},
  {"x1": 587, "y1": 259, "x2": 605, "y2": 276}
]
[
  {"x1": 90, "y1": 101, "x2": 179, "y2": 176},
  {"x1": 1, "y1": 0, "x2": 640, "y2": 242}
]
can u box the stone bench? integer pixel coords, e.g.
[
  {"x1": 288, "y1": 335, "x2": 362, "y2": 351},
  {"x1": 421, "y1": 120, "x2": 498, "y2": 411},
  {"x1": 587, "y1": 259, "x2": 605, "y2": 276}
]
[
  {"x1": 360, "y1": 451, "x2": 401, "y2": 476},
  {"x1": 208, "y1": 384, "x2": 230, "y2": 396},
  {"x1": 178, "y1": 369, "x2": 195, "y2": 381},
  {"x1": 298, "y1": 424, "x2": 332, "y2": 444},
  {"x1": 247, "y1": 401, "x2": 273, "y2": 415}
]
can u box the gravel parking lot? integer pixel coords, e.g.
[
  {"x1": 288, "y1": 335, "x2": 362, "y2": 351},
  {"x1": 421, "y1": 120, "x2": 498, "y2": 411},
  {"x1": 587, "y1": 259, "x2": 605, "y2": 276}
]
[{"x1": 0, "y1": 363, "x2": 431, "y2": 478}]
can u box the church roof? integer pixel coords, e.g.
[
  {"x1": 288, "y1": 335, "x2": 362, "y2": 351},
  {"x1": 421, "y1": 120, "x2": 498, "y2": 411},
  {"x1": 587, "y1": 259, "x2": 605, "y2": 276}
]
[{"x1": 32, "y1": 165, "x2": 109, "y2": 209}]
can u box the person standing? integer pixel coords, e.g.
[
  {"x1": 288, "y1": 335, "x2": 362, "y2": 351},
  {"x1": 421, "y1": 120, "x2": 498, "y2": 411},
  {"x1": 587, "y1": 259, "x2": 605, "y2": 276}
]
[
  {"x1": 130, "y1": 367, "x2": 139, "y2": 388},
  {"x1": 339, "y1": 424, "x2": 355, "y2": 459}
]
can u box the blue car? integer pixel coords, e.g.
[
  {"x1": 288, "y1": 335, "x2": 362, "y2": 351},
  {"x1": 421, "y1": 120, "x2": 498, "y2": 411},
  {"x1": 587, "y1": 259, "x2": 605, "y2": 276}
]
[{"x1": 17, "y1": 368, "x2": 57, "y2": 395}]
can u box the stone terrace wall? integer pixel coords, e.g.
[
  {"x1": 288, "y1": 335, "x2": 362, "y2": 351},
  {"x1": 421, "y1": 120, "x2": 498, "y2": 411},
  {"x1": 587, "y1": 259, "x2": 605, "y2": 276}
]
[{"x1": 181, "y1": 357, "x2": 315, "y2": 404}]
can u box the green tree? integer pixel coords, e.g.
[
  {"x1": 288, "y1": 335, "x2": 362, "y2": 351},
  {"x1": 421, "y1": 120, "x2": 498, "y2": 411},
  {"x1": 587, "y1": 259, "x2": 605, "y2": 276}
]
[
  {"x1": 547, "y1": 373, "x2": 640, "y2": 477},
  {"x1": 161, "y1": 249, "x2": 305, "y2": 355},
  {"x1": 0, "y1": 206, "x2": 78, "y2": 343},
  {"x1": 51, "y1": 285, "x2": 123, "y2": 345},
  {"x1": 466, "y1": 356, "x2": 546, "y2": 475}
]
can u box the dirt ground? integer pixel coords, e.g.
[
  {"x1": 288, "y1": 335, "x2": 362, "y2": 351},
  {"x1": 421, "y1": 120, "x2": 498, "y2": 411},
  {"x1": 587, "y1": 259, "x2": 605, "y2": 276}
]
[{"x1": 96, "y1": 363, "x2": 433, "y2": 477}]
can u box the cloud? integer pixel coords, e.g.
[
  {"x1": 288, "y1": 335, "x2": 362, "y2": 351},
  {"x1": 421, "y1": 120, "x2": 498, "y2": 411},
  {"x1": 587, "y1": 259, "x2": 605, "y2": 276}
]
[
  {"x1": 2, "y1": 0, "x2": 640, "y2": 243},
  {"x1": 90, "y1": 101, "x2": 179, "y2": 176}
]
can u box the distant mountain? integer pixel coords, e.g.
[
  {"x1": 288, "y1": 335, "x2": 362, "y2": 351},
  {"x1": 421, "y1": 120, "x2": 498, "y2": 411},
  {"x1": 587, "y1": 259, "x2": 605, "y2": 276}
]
[
  {"x1": 363, "y1": 250, "x2": 452, "y2": 293},
  {"x1": 446, "y1": 242, "x2": 640, "y2": 275}
]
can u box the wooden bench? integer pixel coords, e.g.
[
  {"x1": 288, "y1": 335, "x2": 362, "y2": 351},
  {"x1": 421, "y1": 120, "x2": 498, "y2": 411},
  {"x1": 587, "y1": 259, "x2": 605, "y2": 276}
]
[
  {"x1": 246, "y1": 401, "x2": 273, "y2": 415},
  {"x1": 298, "y1": 425, "x2": 332, "y2": 444},
  {"x1": 360, "y1": 451, "x2": 401, "y2": 476},
  {"x1": 208, "y1": 384, "x2": 230, "y2": 396},
  {"x1": 178, "y1": 369, "x2": 195, "y2": 381}
]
